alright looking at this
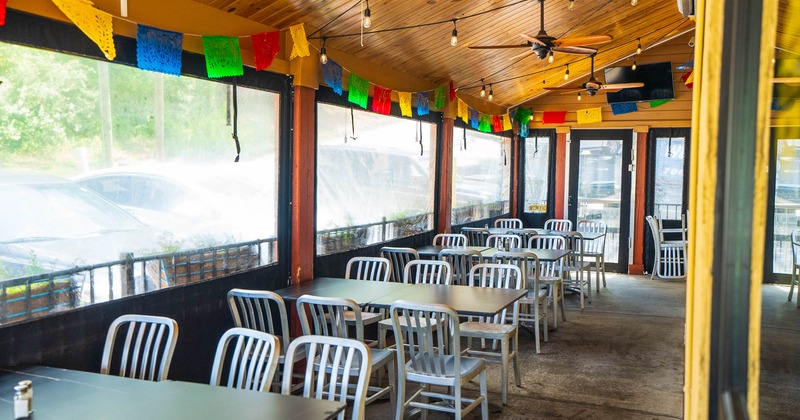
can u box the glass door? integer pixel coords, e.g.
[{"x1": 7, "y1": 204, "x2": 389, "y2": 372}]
[
  {"x1": 568, "y1": 129, "x2": 633, "y2": 272},
  {"x1": 765, "y1": 127, "x2": 800, "y2": 282}
]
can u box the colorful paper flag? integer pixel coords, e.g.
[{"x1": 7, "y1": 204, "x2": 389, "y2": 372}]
[
  {"x1": 514, "y1": 108, "x2": 532, "y2": 124},
  {"x1": 251, "y1": 31, "x2": 281, "y2": 71},
  {"x1": 136, "y1": 25, "x2": 182, "y2": 76},
  {"x1": 492, "y1": 115, "x2": 503, "y2": 132},
  {"x1": 449, "y1": 80, "x2": 456, "y2": 102},
  {"x1": 457, "y1": 99, "x2": 469, "y2": 124},
  {"x1": 469, "y1": 109, "x2": 479, "y2": 130},
  {"x1": 372, "y1": 85, "x2": 392, "y2": 115},
  {"x1": 52, "y1": 0, "x2": 116, "y2": 60},
  {"x1": 322, "y1": 60, "x2": 343, "y2": 95},
  {"x1": 417, "y1": 92, "x2": 430, "y2": 115},
  {"x1": 348, "y1": 73, "x2": 370, "y2": 109},
  {"x1": 519, "y1": 122, "x2": 529, "y2": 137},
  {"x1": 650, "y1": 99, "x2": 671, "y2": 108},
  {"x1": 478, "y1": 114, "x2": 491, "y2": 132},
  {"x1": 611, "y1": 102, "x2": 638, "y2": 115},
  {"x1": 434, "y1": 85, "x2": 447, "y2": 110},
  {"x1": 398, "y1": 92, "x2": 413, "y2": 117},
  {"x1": 289, "y1": 23, "x2": 310, "y2": 59},
  {"x1": 577, "y1": 107, "x2": 603, "y2": 124},
  {"x1": 202, "y1": 36, "x2": 243, "y2": 78},
  {"x1": 542, "y1": 110, "x2": 567, "y2": 124},
  {"x1": 0, "y1": 0, "x2": 7, "y2": 26},
  {"x1": 681, "y1": 70, "x2": 694, "y2": 90},
  {"x1": 502, "y1": 114, "x2": 512, "y2": 131}
]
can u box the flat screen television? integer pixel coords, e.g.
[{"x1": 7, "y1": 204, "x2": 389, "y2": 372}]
[{"x1": 604, "y1": 61, "x2": 675, "y2": 104}]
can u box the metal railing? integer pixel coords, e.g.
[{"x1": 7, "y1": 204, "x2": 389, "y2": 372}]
[
  {"x1": 316, "y1": 213, "x2": 433, "y2": 255},
  {"x1": 0, "y1": 238, "x2": 278, "y2": 325},
  {"x1": 654, "y1": 203, "x2": 684, "y2": 220}
]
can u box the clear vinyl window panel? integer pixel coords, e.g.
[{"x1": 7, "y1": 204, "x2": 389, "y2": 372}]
[
  {"x1": 524, "y1": 136, "x2": 551, "y2": 213},
  {"x1": 316, "y1": 103, "x2": 436, "y2": 255},
  {"x1": 451, "y1": 128, "x2": 511, "y2": 225},
  {"x1": 653, "y1": 136, "x2": 686, "y2": 220},
  {"x1": 576, "y1": 140, "x2": 623, "y2": 263},
  {"x1": 773, "y1": 137, "x2": 800, "y2": 274},
  {"x1": 0, "y1": 41, "x2": 280, "y2": 322}
]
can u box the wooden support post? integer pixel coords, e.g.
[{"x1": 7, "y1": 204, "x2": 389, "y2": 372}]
[
  {"x1": 438, "y1": 117, "x2": 454, "y2": 233},
  {"x1": 291, "y1": 86, "x2": 316, "y2": 286},
  {"x1": 554, "y1": 130, "x2": 569, "y2": 219},
  {"x1": 630, "y1": 128, "x2": 649, "y2": 274}
]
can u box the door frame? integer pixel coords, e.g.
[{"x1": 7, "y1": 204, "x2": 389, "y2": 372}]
[{"x1": 568, "y1": 129, "x2": 634, "y2": 272}]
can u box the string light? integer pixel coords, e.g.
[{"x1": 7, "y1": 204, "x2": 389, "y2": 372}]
[
  {"x1": 363, "y1": 0, "x2": 372, "y2": 29},
  {"x1": 564, "y1": 65, "x2": 570, "y2": 80},
  {"x1": 450, "y1": 20, "x2": 458, "y2": 47},
  {"x1": 632, "y1": 57, "x2": 638, "y2": 71},
  {"x1": 568, "y1": 0, "x2": 575, "y2": 11},
  {"x1": 480, "y1": 79, "x2": 486, "y2": 97},
  {"x1": 636, "y1": 38, "x2": 642, "y2": 55},
  {"x1": 548, "y1": 50, "x2": 555, "y2": 64},
  {"x1": 578, "y1": 91, "x2": 582, "y2": 101},
  {"x1": 631, "y1": 0, "x2": 638, "y2": 5},
  {"x1": 488, "y1": 84, "x2": 494, "y2": 101},
  {"x1": 319, "y1": 37, "x2": 328, "y2": 64}
]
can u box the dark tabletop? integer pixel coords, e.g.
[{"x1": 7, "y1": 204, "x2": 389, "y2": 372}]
[
  {"x1": 487, "y1": 227, "x2": 605, "y2": 240},
  {"x1": 0, "y1": 366, "x2": 345, "y2": 420},
  {"x1": 275, "y1": 276, "x2": 408, "y2": 304},
  {"x1": 415, "y1": 245, "x2": 491, "y2": 258},
  {"x1": 480, "y1": 247, "x2": 571, "y2": 262}
]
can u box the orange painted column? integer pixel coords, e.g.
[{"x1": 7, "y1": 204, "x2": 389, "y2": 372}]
[
  {"x1": 510, "y1": 133, "x2": 519, "y2": 218},
  {"x1": 437, "y1": 118, "x2": 454, "y2": 233},
  {"x1": 629, "y1": 129, "x2": 648, "y2": 274},
  {"x1": 554, "y1": 131, "x2": 568, "y2": 219},
  {"x1": 291, "y1": 85, "x2": 316, "y2": 285}
]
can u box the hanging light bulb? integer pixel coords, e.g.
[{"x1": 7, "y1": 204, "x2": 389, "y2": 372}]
[
  {"x1": 568, "y1": 0, "x2": 575, "y2": 11},
  {"x1": 363, "y1": 0, "x2": 372, "y2": 29},
  {"x1": 632, "y1": 57, "x2": 637, "y2": 71},
  {"x1": 564, "y1": 65, "x2": 570, "y2": 80},
  {"x1": 631, "y1": 0, "x2": 638, "y2": 5},
  {"x1": 480, "y1": 79, "x2": 486, "y2": 97},
  {"x1": 319, "y1": 38, "x2": 328, "y2": 65},
  {"x1": 450, "y1": 20, "x2": 458, "y2": 47},
  {"x1": 577, "y1": 91, "x2": 582, "y2": 101},
  {"x1": 636, "y1": 38, "x2": 642, "y2": 55},
  {"x1": 548, "y1": 50, "x2": 555, "y2": 64},
  {"x1": 488, "y1": 84, "x2": 494, "y2": 101}
]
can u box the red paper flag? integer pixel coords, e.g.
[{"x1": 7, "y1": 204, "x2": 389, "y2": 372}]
[
  {"x1": 252, "y1": 31, "x2": 281, "y2": 71},
  {"x1": 449, "y1": 80, "x2": 456, "y2": 102},
  {"x1": 371, "y1": 85, "x2": 392, "y2": 115},
  {"x1": 492, "y1": 115, "x2": 503, "y2": 132},
  {"x1": 542, "y1": 110, "x2": 567, "y2": 124},
  {"x1": 0, "y1": 0, "x2": 7, "y2": 26},
  {"x1": 681, "y1": 70, "x2": 694, "y2": 90}
]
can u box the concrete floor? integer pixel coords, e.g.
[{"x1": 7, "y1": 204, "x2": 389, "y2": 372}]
[{"x1": 362, "y1": 274, "x2": 800, "y2": 419}]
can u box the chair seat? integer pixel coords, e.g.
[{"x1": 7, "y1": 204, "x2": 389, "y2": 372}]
[
  {"x1": 315, "y1": 347, "x2": 393, "y2": 373},
  {"x1": 461, "y1": 321, "x2": 516, "y2": 338},
  {"x1": 378, "y1": 315, "x2": 438, "y2": 329},
  {"x1": 343, "y1": 310, "x2": 384, "y2": 325},
  {"x1": 405, "y1": 353, "x2": 485, "y2": 381}
]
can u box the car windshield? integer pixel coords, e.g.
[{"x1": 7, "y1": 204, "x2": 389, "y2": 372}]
[{"x1": 0, "y1": 182, "x2": 144, "y2": 243}]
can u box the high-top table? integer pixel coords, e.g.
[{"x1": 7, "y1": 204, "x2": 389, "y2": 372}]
[
  {"x1": 487, "y1": 227, "x2": 606, "y2": 241},
  {"x1": 0, "y1": 366, "x2": 345, "y2": 420}
]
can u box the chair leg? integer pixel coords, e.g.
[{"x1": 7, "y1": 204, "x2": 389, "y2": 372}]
[
  {"x1": 550, "y1": 285, "x2": 558, "y2": 330},
  {"x1": 379, "y1": 324, "x2": 387, "y2": 349},
  {"x1": 500, "y1": 337, "x2": 509, "y2": 405},
  {"x1": 559, "y1": 282, "x2": 567, "y2": 322},
  {"x1": 480, "y1": 370, "x2": 489, "y2": 420},
  {"x1": 421, "y1": 384, "x2": 429, "y2": 420},
  {"x1": 453, "y1": 382, "x2": 461, "y2": 420},
  {"x1": 395, "y1": 372, "x2": 406, "y2": 420},
  {"x1": 790, "y1": 265, "x2": 797, "y2": 302},
  {"x1": 512, "y1": 332, "x2": 521, "y2": 387},
  {"x1": 534, "y1": 308, "x2": 541, "y2": 353},
  {"x1": 601, "y1": 255, "x2": 607, "y2": 287},
  {"x1": 387, "y1": 359, "x2": 397, "y2": 417}
]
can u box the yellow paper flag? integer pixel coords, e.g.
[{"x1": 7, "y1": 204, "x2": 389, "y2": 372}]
[
  {"x1": 398, "y1": 92, "x2": 413, "y2": 117},
  {"x1": 502, "y1": 114, "x2": 512, "y2": 131},
  {"x1": 289, "y1": 23, "x2": 310, "y2": 59},
  {"x1": 52, "y1": 0, "x2": 116, "y2": 60},
  {"x1": 577, "y1": 107, "x2": 603, "y2": 124},
  {"x1": 457, "y1": 99, "x2": 469, "y2": 123}
]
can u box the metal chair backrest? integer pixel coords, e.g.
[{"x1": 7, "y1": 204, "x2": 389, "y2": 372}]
[
  {"x1": 380, "y1": 247, "x2": 419, "y2": 282},
  {"x1": 468, "y1": 263, "x2": 522, "y2": 326},
  {"x1": 389, "y1": 300, "x2": 461, "y2": 379},
  {"x1": 210, "y1": 328, "x2": 280, "y2": 392},
  {"x1": 227, "y1": 289, "x2": 290, "y2": 355},
  {"x1": 345, "y1": 256, "x2": 391, "y2": 282},
  {"x1": 544, "y1": 218, "x2": 573, "y2": 232},
  {"x1": 562, "y1": 231, "x2": 586, "y2": 266},
  {"x1": 461, "y1": 227, "x2": 489, "y2": 246},
  {"x1": 438, "y1": 248, "x2": 482, "y2": 286},
  {"x1": 282, "y1": 335, "x2": 371, "y2": 420},
  {"x1": 100, "y1": 314, "x2": 178, "y2": 381},
  {"x1": 403, "y1": 259, "x2": 452, "y2": 285},
  {"x1": 494, "y1": 218, "x2": 523, "y2": 229},
  {"x1": 492, "y1": 251, "x2": 540, "y2": 291},
  {"x1": 646, "y1": 215, "x2": 661, "y2": 246},
  {"x1": 578, "y1": 219, "x2": 607, "y2": 254},
  {"x1": 528, "y1": 234, "x2": 566, "y2": 251},
  {"x1": 506, "y1": 228, "x2": 538, "y2": 248},
  {"x1": 296, "y1": 295, "x2": 364, "y2": 341},
  {"x1": 432, "y1": 233, "x2": 467, "y2": 247},
  {"x1": 486, "y1": 234, "x2": 522, "y2": 249}
]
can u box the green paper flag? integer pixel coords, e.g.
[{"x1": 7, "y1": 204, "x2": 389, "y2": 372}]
[
  {"x1": 348, "y1": 73, "x2": 370, "y2": 109},
  {"x1": 650, "y1": 99, "x2": 671, "y2": 108},
  {"x1": 514, "y1": 108, "x2": 532, "y2": 124},
  {"x1": 202, "y1": 36, "x2": 243, "y2": 78},
  {"x1": 478, "y1": 114, "x2": 491, "y2": 132},
  {"x1": 434, "y1": 85, "x2": 447, "y2": 110}
]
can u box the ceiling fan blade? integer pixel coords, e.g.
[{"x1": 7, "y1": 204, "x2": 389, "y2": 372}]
[
  {"x1": 554, "y1": 35, "x2": 613, "y2": 47},
  {"x1": 468, "y1": 43, "x2": 531, "y2": 50},
  {"x1": 543, "y1": 87, "x2": 584, "y2": 93},
  {"x1": 520, "y1": 33, "x2": 547, "y2": 46},
  {"x1": 509, "y1": 50, "x2": 533, "y2": 60},
  {"x1": 553, "y1": 45, "x2": 598, "y2": 55},
  {"x1": 601, "y1": 82, "x2": 645, "y2": 90},
  {"x1": 774, "y1": 77, "x2": 800, "y2": 85}
]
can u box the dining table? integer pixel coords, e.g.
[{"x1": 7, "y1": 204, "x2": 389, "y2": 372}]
[
  {"x1": 0, "y1": 366, "x2": 346, "y2": 420},
  {"x1": 414, "y1": 245, "x2": 570, "y2": 263},
  {"x1": 487, "y1": 227, "x2": 607, "y2": 241}
]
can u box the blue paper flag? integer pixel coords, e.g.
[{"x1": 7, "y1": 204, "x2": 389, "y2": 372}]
[
  {"x1": 469, "y1": 109, "x2": 479, "y2": 129},
  {"x1": 322, "y1": 60, "x2": 343, "y2": 95},
  {"x1": 611, "y1": 102, "x2": 638, "y2": 115},
  {"x1": 137, "y1": 25, "x2": 183, "y2": 76},
  {"x1": 519, "y1": 122, "x2": 529, "y2": 137},
  {"x1": 417, "y1": 92, "x2": 429, "y2": 115}
]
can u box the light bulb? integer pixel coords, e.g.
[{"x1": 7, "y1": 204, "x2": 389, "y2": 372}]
[
  {"x1": 568, "y1": 0, "x2": 575, "y2": 11},
  {"x1": 363, "y1": 4, "x2": 371, "y2": 29},
  {"x1": 632, "y1": 60, "x2": 637, "y2": 71},
  {"x1": 450, "y1": 30, "x2": 458, "y2": 47},
  {"x1": 631, "y1": 0, "x2": 638, "y2": 5},
  {"x1": 320, "y1": 47, "x2": 328, "y2": 64},
  {"x1": 488, "y1": 85, "x2": 494, "y2": 101},
  {"x1": 578, "y1": 92, "x2": 582, "y2": 101},
  {"x1": 480, "y1": 79, "x2": 486, "y2": 97},
  {"x1": 636, "y1": 38, "x2": 642, "y2": 55},
  {"x1": 548, "y1": 51, "x2": 554, "y2": 63},
  {"x1": 564, "y1": 66, "x2": 570, "y2": 80}
]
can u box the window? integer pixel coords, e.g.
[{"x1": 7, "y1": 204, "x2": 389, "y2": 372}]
[
  {"x1": 316, "y1": 103, "x2": 436, "y2": 255},
  {"x1": 652, "y1": 134, "x2": 687, "y2": 220},
  {"x1": 0, "y1": 41, "x2": 280, "y2": 321},
  {"x1": 772, "y1": 136, "x2": 800, "y2": 274},
  {"x1": 524, "y1": 135, "x2": 552, "y2": 213},
  {"x1": 451, "y1": 128, "x2": 511, "y2": 225}
]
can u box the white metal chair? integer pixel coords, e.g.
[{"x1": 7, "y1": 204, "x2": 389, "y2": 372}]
[
  {"x1": 462, "y1": 263, "x2": 522, "y2": 405},
  {"x1": 506, "y1": 228, "x2": 538, "y2": 248},
  {"x1": 461, "y1": 227, "x2": 489, "y2": 247},
  {"x1": 646, "y1": 215, "x2": 687, "y2": 279},
  {"x1": 209, "y1": 328, "x2": 280, "y2": 392},
  {"x1": 544, "y1": 218, "x2": 573, "y2": 232},
  {"x1": 492, "y1": 252, "x2": 549, "y2": 353},
  {"x1": 578, "y1": 219, "x2": 608, "y2": 292},
  {"x1": 438, "y1": 248, "x2": 482, "y2": 286},
  {"x1": 100, "y1": 314, "x2": 178, "y2": 381},
  {"x1": 344, "y1": 256, "x2": 392, "y2": 329},
  {"x1": 528, "y1": 235, "x2": 568, "y2": 321},
  {"x1": 789, "y1": 229, "x2": 800, "y2": 306},
  {"x1": 380, "y1": 247, "x2": 419, "y2": 283},
  {"x1": 562, "y1": 231, "x2": 593, "y2": 309},
  {"x1": 486, "y1": 234, "x2": 522, "y2": 249},
  {"x1": 433, "y1": 233, "x2": 467, "y2": 247},
  {"x1": 494, "y1": 218, "x2": 523, "y2": 230},
  {"x1": 296, "y1": 295, "x2": 396, "y2": 416},
  {"x1": 281, "y1": 335, "x2": 372, "y2": 420},
  {"x1": 389, "y1": 300, "x2": 488, "y2": 420}
]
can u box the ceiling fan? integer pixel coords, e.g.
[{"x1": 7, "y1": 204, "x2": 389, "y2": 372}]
[
  {"x1": 543, "y1": 53, "x2": 644, "y2": 96},
  {"x1": 468, "y1": 0, "x2": 612, "y2": 60}
]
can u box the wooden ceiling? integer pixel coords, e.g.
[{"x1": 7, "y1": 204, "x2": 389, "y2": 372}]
[{"x1": 191, "y1": 0, "x2": 791, "y2": 109}]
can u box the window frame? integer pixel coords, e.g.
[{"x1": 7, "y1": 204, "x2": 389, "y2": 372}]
[{"x1": 520, "y1": 129, "x2": 557, "y2": 220}]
